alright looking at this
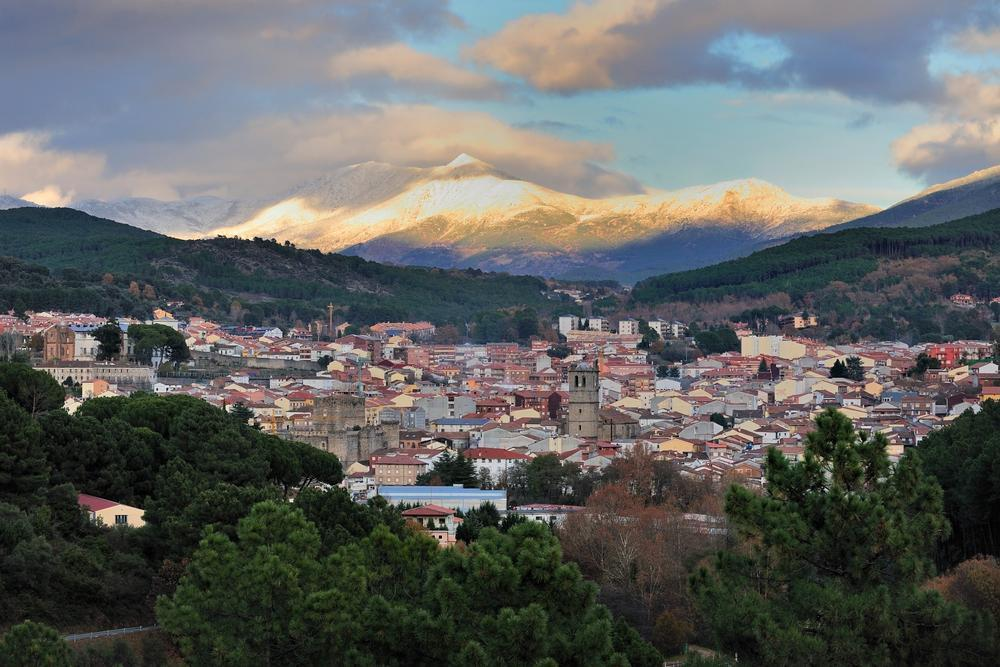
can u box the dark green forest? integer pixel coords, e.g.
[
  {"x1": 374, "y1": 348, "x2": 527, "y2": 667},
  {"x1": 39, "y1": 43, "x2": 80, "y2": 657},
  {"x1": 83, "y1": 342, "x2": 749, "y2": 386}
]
[
  {"x1": 0, "y1": 208, "x2": 558, "y2": 331},
  {"x1": 630, "y1": 208, "x2": 1000, "y2": 342},
  {"x1": 632, "y1": 208, "x2": 1000, "y2": 304},
  {"x1": 0, "y1": 364, "x2": 659, "y2": 666}
]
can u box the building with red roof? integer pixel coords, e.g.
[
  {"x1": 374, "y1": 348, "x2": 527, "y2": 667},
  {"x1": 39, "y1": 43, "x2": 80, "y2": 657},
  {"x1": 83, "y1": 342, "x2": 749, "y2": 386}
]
[
  {"x1": 78, "y1": 493, "x2": 145, "y2": 528},
  {"x1": 401, "y1": 504, "x2": 460, "y2": 545}
]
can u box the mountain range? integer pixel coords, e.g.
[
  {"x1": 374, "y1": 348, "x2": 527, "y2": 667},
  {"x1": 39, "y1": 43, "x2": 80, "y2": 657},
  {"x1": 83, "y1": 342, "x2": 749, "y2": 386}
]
[
  {"x1": 4, "y1": 157, "x2": 999, "y2": 283},
  {"x1": 13, "y1": 155, "x2": 877, "y2": 283},
  {"x1": 826, "y1": 165, "x2": 1000, "y2": 232},
  {"x1": 630, "y1": 206, "x2": 1000, "y2": 343}
]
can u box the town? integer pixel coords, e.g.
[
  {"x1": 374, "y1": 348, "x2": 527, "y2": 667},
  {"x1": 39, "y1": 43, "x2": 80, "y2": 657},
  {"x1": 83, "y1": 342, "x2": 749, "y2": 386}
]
[{"x1": 6, "y1": 306, "x2": 995, "y2": 545}]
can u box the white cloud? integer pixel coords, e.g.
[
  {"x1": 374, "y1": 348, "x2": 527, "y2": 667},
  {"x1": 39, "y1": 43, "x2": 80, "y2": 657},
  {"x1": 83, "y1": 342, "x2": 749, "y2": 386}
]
[
  {"x1": 893, "y1": 74, "x2": 1000, "y2": 182},
  {"x1": 893, "y1": 119, "x2": 1000, "y2": 183},
  {"x1": 951, "y1": 26, "x2": 1000, "y2": 54},
  {"x1": 21, "y1": 185, "x2": 74, "y2": 207},
  {"x1": 178, "y1": 105, "x2": 643, "y2": 198},
  {"x1": 2, "y1": 107, "x2": 643, "y2": 202},
  {"x1": 328, "y1": 43, "x2": 505, "y2": 100},
  {"x1": 0, "y1": 131, "x2": 180, "y2": 202}
]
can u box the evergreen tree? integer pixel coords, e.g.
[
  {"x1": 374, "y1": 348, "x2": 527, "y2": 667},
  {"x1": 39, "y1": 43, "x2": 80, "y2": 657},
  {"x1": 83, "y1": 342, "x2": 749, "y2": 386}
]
[
  {"x1": 693, "y1": 408, "x2": 994, "y2": 665},
  {"x1": 0, "y1": 391, "x2": 49, "y2": 509},
  {"x1": 0, "y1": 621, "x2": 72, "y2": 667},
  {"x1": 416, "y1": 451, "x2": 477, "y2": 487},
  {"x1": 93, "y1": 320, "x2": 123, "y2": 361},
  {"x1": 157, "y1": 501, "x2": 322, "y2": 665},
  {"x1": 829, "y1": 358, "x2": 848, "y2": 378},
  {"x1": 0, "y1": 363, "x2": 65, "y2": 415},
  {"x1": 126, "y1": 324, "x2": 190, "y2": 365},
  {"x1": 845, "y1": 355, "x2": 865, "y2": 381},
  {"x1": 229, "y1": 402, "x2": 257, "y2": 428}
]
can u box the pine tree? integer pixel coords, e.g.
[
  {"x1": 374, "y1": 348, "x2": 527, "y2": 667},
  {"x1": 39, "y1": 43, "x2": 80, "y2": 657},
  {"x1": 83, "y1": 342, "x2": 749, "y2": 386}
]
[
  {"x1": 845, "y1": 355, "x2": 865, "y2": 381},
  {"x1": 93, "y1": 320, "x2": 123, "y2": 361},
  {"x1": 693, "y1": 408, "x2": 994, "y2": 665},
  {"x1": 0, "y1": 621, "x2": 73, "y2": 666}
]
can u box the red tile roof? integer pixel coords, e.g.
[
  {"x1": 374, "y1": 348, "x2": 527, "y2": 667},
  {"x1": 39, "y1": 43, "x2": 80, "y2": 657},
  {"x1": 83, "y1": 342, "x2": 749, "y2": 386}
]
[
  {"x1": 402, "y1": 504, "x2": 454, "y2": 517},
  {"x1": 78, "y1": 493, "x2": 119, "y2": 512}
]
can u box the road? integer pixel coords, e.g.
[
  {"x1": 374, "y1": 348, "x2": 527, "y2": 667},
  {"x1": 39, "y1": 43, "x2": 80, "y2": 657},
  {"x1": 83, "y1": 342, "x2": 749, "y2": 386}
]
[{"x1": 63, "y1": 625, "x2": 158, "y2": 642}]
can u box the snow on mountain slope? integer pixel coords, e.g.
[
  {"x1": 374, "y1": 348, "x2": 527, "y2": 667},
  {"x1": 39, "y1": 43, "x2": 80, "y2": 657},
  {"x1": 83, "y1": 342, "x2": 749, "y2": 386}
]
[
  {"x1": 72, "y1": 196, "x2": 259, "y2": 237},
  {"x1": 57, "y1": 154, "x2": 879, "y2": 280},
  {"x1": 0, "y1": 195, "x2": 39, "y2": 210},
  {"x1": 212, "y1": 155, "x2": 878, "y2": 259}
]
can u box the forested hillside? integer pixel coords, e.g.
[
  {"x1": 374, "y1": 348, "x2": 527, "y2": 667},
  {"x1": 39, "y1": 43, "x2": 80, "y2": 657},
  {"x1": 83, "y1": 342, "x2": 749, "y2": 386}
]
[
  {"x1": 630, "y1": 208, "x2": 1000, "y2": 341},
  {"x1": 0, "y1": 207, "x2": 556, "y2": 329}
]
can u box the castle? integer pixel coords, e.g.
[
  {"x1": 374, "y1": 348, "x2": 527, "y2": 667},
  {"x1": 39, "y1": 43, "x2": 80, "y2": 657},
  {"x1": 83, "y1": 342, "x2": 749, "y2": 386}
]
[{"x1": 284, "y1": 394, "x2": 399, "y2": 468}]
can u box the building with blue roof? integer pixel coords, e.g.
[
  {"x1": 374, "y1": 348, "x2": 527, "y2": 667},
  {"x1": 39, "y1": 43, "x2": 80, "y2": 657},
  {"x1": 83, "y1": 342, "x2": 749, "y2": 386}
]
[{"x1": 377, "y1": 486, "x2": 507, "y2": 511}]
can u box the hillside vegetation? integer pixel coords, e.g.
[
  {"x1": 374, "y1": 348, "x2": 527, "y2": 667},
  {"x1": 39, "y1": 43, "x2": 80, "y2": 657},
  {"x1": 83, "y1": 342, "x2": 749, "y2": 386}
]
[
  {"x1": 630, "y1": 208, "x2": 1000, "y2": 342},
  {"x1": 0, "y1": 365, "x2": 660, "y2": 665},
  {"x1": 0, "y1": 207, "x2": 555, "y2": 328}
]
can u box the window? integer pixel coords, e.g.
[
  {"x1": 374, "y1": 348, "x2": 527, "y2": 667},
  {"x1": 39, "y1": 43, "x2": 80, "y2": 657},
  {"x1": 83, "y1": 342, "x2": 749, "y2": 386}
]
[{"x1": 115, "y1": 514, "x2": 129, "y2": 525}]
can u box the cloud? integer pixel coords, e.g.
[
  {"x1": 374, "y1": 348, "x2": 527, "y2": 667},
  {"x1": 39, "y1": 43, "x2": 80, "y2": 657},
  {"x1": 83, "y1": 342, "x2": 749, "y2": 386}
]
[
  {"x1": 513, "y1": 120, "x2": 591, "y2": 134},
  {"x1": 0, "y1": 1, "x2": 460, "y2": 136},
  {"x1": 892, "y1": 119, "x2": 1000, "y2": 183},
  {"x1": 328, "y1": 43, "x2": 505, "y2": 100},
  {"x1": 846, "y1": 112, "x2": 875, "y2": 130},
  {"x1": 892, "y1": 74, "x2": 1000, "y2": 182},
  {"x1": 2, "y1": 107, "x2": 643, "y2": 202},
  {"x1": 469, "y1": 0, "x2": 986, "y2": 104},
  {"x1": 951, "y1": 26, "x2": 1000, "y2": 53},
  {"x1": 184, "y1": 105, "x2": 643, "y2": 198},
  {"x1": 21, "y1": 186, "x2": 74, "y2": 207},
  {"x1": 0, "y1": 132, "x2": 178, "y2": 203}
]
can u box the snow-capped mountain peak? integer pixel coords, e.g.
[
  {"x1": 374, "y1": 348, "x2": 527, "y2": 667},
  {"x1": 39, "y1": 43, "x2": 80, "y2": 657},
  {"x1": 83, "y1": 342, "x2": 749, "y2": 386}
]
[
  {"x1": 61, "y1": 155, "x2": 881, "y2": 281},
  {"x1": 447, "y1": 153, "x2": 487, "y2": 168}
]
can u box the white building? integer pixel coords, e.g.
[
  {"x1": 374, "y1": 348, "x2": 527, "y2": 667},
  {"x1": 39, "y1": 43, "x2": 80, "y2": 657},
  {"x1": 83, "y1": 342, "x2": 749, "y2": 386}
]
[
  {"x1": 587, "y1": 317, "x2": 609, "y2": 332},
  {"x1": 465, "y1": 447, "x2": 532, "y2": 484},
  {"x1": 648, "y1": 319, "x2": 686, "y2": 339},
  {"x1": 617, "y1": 319, "x2": 639, "y2": 335},
  {"x1": 558, "y1": 315, "x2": 580, "y2": 337}
]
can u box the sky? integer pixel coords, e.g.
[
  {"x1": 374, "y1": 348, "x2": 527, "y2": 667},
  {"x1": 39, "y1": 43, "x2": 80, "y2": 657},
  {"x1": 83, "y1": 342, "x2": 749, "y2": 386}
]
[{"x1": 1, "y1": 0, "x2": 998, "y2": 208}]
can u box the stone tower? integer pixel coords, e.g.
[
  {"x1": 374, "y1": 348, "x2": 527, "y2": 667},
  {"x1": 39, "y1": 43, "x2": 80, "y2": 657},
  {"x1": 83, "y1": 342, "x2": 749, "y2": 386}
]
[{"x1": 566, "y1": 362, "x2": 600, "y2": 439}]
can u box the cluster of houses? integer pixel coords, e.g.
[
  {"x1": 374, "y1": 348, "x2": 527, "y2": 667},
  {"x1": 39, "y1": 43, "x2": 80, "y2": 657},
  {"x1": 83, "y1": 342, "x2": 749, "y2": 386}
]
[{"x1": 7, "y1": 309, "x2": 1000, "y2": 544}]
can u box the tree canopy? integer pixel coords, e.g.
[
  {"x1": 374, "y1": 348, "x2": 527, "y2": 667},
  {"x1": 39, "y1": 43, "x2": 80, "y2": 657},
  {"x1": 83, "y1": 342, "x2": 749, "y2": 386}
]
[
  {"x1": 158, "y1": 502, "x2": 660, "y2": 666},
  {"x1": 126, "y1": 324, "x2": 190, "y2": 365},
  {"x1": 0, "y1": 365, "x2": 659, "y2": 665},
  {"x1": 693, "y1": 408, "x2": 994, "y2": 665},
  {"x1": 416, "y1": 451, "x2": 477, "y2": 487}
]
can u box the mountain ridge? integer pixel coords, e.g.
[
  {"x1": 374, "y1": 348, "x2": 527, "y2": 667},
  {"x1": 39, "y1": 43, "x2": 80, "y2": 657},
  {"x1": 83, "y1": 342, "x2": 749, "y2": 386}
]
[
  {"x1": 827, "y1": 164, "x2": 1000, "y2": 232},
  {"x1": 0, "y1": 206, "x2": 562, "y2": 330},
  {"x1": 64, "y1": 154, "x2": 875, "y2": 282},
  {"x1": 629, "y1": 206, "x2": 1000, "y2": 342}
]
